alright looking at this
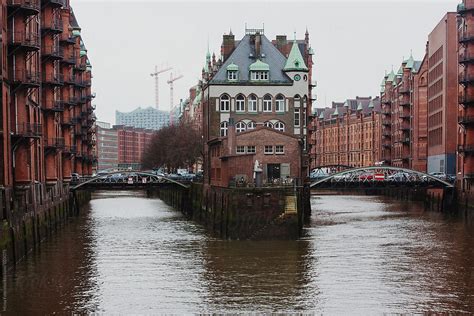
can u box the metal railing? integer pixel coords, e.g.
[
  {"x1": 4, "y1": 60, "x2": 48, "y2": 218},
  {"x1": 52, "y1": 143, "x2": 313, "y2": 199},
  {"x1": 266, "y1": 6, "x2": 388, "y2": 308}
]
[
  {"x1": 44, "y1": 138, "x2": 65, "y2": 149},
  {"x1": 458, "y1": 145, "x2": 474, "y2": 153},
  {"x1": 458, "y1": 116, "x2": 474, "y2": 124},
  {"x1": 13, "y1": 123, "x2": 42, "y2": 137},
  {"x1": 12, "y1": 69, "x2": 40, "y2": 86},
  {"x1": 43, "y1": 100, "x2": 65, "y2": 112},
  {"x1": 42, "y1": 45, "x2": 63, "y2": 58},
  {"x1": 459, "y1": 73, "x2": 474, "y2": 84},
  {"x1": 8, "y1": 31, "x2": 40, "y2": 48},
  {"x1": 459, "y1": 94, "x2": 474, "y2": 105},
  {"x1": 7, "y1": 0, "x2": 40, "y2": 12},
  {"x1": 43, "y1": 73, "x2": 64, "y2": 85},
  {"x1": 41, "y1": 19, "x2": 63, "y2": 32}
]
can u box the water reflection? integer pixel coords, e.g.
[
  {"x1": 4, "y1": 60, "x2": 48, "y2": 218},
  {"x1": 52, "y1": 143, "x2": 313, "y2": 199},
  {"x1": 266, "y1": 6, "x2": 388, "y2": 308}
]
[{"x1": 1, "y1": 192, "x2": 473, "y2": 313}]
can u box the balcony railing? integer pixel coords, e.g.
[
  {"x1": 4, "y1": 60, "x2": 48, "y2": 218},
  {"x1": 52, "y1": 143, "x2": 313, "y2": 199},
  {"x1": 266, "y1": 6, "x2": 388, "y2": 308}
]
[
  {"x1": 43, "y1": 100, "x2": 64, "y2": 112},
  {"x1": 459, "y1": 52, "x2": 474, "y2": 64},
  {"x1": 382, "y1": 131, "x2": 391, "y2": 138},
  {"x1": 382, "y1": 119, "x2": 391, "y2": 126},
  {"x1": 43, "y1": 73, "x2": 64, "y2": 85},
  {"x1": 458, "y1": 145, "x2": 474, "y2": 154},
  {"x1": 458, "y1": 115, "x2": 474, "y2": 125},
  {"x1": 74, "y1": 63, "x2": 87, "y2": 71},
  {"x1": 60, "y1": 49, "x2": 76, "y2": 65},
  {"x1": 399, "y1": 86, "x2": 410, "y2": 94},
  {"x1": 8, "y1": 31, "x2": 40, "y2": 50},
  {"x1": 401, "y1": 137, "x2": 410, "y2": 143},
  {"x1": 7, "y1": 0, "x2": 40, "y2": 14},
  {"x1": 460, "y1": 33, "x2": 474, "y2": 44},
  {"x1": 382, "y1": 99, "x2": 392, "y2": 105},
  {"x1": 41, "y1": 19, "x2": 63, "y2": 33},
  {"x1": 44, "y1": 138, "x2": 65, "y2": 149},
  {"x1": 382, "y1": 109, "x2": 391, "y2": 115},
  {"x1": 41, "y1": 45, "x2": 63, "y2": 59},
  {"x1": 459, "y1": 94, "x2": 474, "y2": 105},
  {"x1": 12, "y1": 69, "x2": 40, "y2": 87},
  {"x1": 13, "y1": 123, "x2": 42, "y2": 137},
  {"x1": 399, "y1": 113, "x2": 410, "y2": 119},
  {"x1": 42, "y1": 0, "x2": 66, "y2": 8},
  {"x1": 399, "y1": 99, "x2": 411, "y2": 107},
  {"x1": 460, "y1": 73, "x2": 474, "y2": 85},
  {"x1": 400, "y1": 123, "x2": 410, "y2": 131},
  {"x1": 458, "y1": 3, "x2": 474, "y2": 15}
]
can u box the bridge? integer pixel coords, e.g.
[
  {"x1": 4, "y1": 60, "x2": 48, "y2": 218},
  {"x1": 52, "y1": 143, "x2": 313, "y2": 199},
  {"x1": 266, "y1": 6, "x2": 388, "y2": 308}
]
[
  {"x1": 310, "y1": 166, "x2": 454, "y2": 189},
  {"x1": 71, "y1": 171, "x2": 190, "y2": 191}
]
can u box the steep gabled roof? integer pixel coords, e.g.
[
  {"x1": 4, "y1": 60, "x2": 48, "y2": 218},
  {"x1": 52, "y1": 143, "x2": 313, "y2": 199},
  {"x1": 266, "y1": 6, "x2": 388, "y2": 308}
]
[{"x1": 283, "y1": 40, "x2": 308, "y2": 72}]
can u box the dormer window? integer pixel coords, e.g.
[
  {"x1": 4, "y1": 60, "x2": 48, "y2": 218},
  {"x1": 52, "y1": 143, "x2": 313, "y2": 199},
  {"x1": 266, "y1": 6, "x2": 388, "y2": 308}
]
[
  {"x1": 226, "y1": 62, "x2": 239, "y2": 82},
  {"x1": 249, "y1": 59, "x2": 270, "y2": 82}
]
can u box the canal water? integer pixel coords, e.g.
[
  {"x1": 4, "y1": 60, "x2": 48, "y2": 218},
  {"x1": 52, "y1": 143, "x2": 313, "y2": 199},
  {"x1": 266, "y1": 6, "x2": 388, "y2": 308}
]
[{"x1": 1, "y1": 191, "x2": 473, "y2": 313}]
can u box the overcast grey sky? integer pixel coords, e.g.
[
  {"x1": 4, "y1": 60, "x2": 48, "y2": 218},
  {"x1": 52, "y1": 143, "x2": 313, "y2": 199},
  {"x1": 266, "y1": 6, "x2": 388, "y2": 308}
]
[{"x1": 72, "y1": 0, "x2": 460, "y2": 124}]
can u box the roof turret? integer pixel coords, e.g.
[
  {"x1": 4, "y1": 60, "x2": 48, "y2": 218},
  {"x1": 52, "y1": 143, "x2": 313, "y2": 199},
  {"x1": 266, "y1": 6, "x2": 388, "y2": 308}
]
[{"x1": 283, "y1": 37, "x2": 308, "y2": 71}]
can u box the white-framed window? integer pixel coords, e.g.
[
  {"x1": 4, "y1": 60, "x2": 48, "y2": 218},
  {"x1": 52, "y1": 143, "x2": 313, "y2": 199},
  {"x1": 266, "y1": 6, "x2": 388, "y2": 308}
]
[
  {"x1": 247, "y1": 146, "x2": 256, "y2": 153},
  {"x1": 275, "y1": 145, "x2": 284, "y2": 154},
  {"x1": 248, "y1": 95, "x2": 257, "y2": 112},
  {"x1": 220, "y1": 94, "x2": 230, "y2": 112},
  {"x1": 276, "y1": 94, "x2": 285, "y2": 112},
  {"x1": 275, "y1": 122, "x2": 285, "y2": 132},
  {"x1": 236, "y1": 146, "x2": 245, "y2": 154},
  {"x1": 220, "y1": 121, "x2": 228, "y2": 137},
  {"x1": 264, "y1": 121, "x2": 273, "y2": 128},
  {"x1": 247, "y1": 121, "x2": 256, "y2": 130},
  {"x1": 227, "y1": 71, "x2": 237, "y2": 81},
  {"x1": 294, "y1": 108, "x2": 301, "y2": 127},
  {"x1": 264, "y1": 145, "x2": 273, "y2": 154},
  {"x1": 236, "y1": 94, "x2": 245, "y2": 112},
  {"x1": 236, "y1": 121, "x2": 246, "y2": 133},
  {"x1": 263, "y1": 94, "x2": 272, "y2": 112},
  {"x1": 250, "y1": 71, "x2": 269, "y2": 81}
]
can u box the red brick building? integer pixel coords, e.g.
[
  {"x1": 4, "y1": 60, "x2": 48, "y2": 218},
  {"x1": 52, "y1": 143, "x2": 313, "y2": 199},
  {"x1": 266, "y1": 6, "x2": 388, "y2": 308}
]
[
  {"x1": 202, "y1": 27, "x2": 314, "y2": 187},
  {"x1": 380, "y1": 54, "x2": 428, "y2": 172},
  {"x1": 0, "y1": 0, "x2": 95, "y2": 191},
  {"x1": 311, "y1": 97, "x2": 382, "y2": 169},
  {"x1": 458, "y1": 1, "x2": 474, "y2": 191},
  {"x1": 426, "y1": 12, "x2": 458, "y2": 175}
]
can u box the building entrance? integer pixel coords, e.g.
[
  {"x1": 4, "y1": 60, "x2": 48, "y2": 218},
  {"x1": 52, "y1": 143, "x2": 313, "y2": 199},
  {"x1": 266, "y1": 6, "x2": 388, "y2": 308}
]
[{"x1": 267, "y1": 164, "x2": 281, "y2": 182}]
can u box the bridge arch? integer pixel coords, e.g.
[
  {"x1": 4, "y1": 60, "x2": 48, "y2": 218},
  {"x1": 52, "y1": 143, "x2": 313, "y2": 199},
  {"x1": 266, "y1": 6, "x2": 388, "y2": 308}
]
[
  {"x1": 310, "y1": 166, "x2": 454, "y2": 188},
  {"x1": 71, "y1": 170, "x2": 190, "y2": 191}
]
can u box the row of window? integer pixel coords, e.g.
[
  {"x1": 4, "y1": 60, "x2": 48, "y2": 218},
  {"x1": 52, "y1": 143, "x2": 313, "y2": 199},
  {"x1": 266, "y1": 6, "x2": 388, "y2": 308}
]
[
  {"x1": 220, "y1": 94, "x2": 286, "y2": 112},
  {"x1": 220, "y1": 121, "x2": 286, "y2": 136},
  {"x1": 236, "y1": 145, "x2": 285, "y2": 155},
  {"x1": 227, "y1": 71, "x2": 269, "y2": 81}
]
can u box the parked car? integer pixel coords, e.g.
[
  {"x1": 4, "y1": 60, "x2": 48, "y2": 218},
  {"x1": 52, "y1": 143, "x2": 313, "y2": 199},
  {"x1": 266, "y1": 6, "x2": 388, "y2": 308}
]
[
  {"x1": 310, "y1": 170, "x2": 329, "y2": 181},
  {"x1": 387, "y1": 172, "x2": 411, "y2": 182}
]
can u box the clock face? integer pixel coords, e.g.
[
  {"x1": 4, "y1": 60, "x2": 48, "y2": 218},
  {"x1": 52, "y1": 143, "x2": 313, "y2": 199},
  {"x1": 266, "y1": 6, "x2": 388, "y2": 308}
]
[{"x1": 294, "y1": 74, "x2": 301, "y2": 81}]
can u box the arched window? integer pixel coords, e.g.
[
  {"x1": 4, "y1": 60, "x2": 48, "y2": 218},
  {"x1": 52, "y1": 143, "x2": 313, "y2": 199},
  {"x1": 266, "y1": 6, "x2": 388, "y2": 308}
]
[
  {"x1": 264, "y1": 121, "x2": 273, "y2": 128},
  {"x1": 248, "y1": 94, "x2": 257, "y2": 112},
  {"x1": 247, "y1": 121, "x2": 256, "y2": 130},
  {"x1": 220, "y1": 121, "x2": 228, "y2": 137},
  {"x1": 275, "y1": 94, "x2": 285, "y2": 112},
  {"x1": 236, "y1": 94, "x2": 245, "y2": 112},
  {"x1": 220, "y1": 94, "x2": 230, "y2": 112},
  {"x1": 263, "y1": 94, "x2": 272, "y2": 112},
  {"x1": 236, "y1": 121, "x2": 246, "y2": 133},
  {"x1": 275, "y1": 122, "x2": 285, "y2": 132}
]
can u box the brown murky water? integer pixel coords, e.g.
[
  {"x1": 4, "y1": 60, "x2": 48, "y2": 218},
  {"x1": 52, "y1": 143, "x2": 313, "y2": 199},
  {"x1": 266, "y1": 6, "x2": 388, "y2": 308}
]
[{"x1": 1, "y1": 191, "x2": 473, "y2": 313}]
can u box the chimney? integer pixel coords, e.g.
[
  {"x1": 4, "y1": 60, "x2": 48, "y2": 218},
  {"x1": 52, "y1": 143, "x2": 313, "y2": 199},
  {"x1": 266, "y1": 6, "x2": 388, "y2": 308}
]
[
  {"x1": 275, "y1": 35, "x2": 287, "y2": 55},
  {"x1": 227, "y1": 118, "x2": 236, "y2": 155},
  {"x1": 255, "y1": 32, "x2": 261, "y2": 58},
  {"x1": 222, "y1": 31, "x2": 235, "y2": 61}
]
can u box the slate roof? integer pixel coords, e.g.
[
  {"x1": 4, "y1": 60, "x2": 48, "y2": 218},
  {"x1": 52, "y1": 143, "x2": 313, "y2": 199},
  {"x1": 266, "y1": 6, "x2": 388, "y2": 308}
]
[
  {"x1": 315, "y1": 97, "x2": 381, "y2": 120},
  {"x1": 210, "y1": 34, "x2": 292, "y2": 84}
]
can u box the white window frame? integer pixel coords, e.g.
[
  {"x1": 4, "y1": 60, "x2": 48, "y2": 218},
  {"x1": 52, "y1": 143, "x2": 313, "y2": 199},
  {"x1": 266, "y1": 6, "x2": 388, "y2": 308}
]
[
  {"x1": 236, "y1": 121, "x2": 246, "y2": 133},
  {"x1": 275, "y1": 122, "x2": 285, "y2": 132},
  {"x1": 220, "y1": 95, "x2": 230, "y2": 112},
  {"x1": 250, "y1": 71, "x2": 269, "y2": 81},
  {"x1": 275, "y1": 95, "x2": 285, "y2": 112},
  {"x1": 227, "y1": 71, "x2": 237, "y2": 81},
  {"x1": 263, "y1": 95, "x2": 272, "y2": 112},
  {"x1": 264, "y1": 121, "x2": 273, "y2": 128},
  {"x1": 294, "y1": 108, "x2": 301, "y2": 127},
  {"x1": 236, "y1": 146, "x2": 245, "y2": 154},
  {"x1": 236, "y1": 95, "x2": 245, "y2": 112},
  {"x1": 248, "y1": 95, "x2": 257, "y2": 112},
  {"x1": 264, "y1": 145, "x2": 274, "y2": 155},
  {"x1": 220, "y1": 121, "x2": 228, "y2": 137},
  {"x1": 247, "y1": 146, "x2": 256, "y2": 153},
  {"x1": 247, "y1": 121, "x2": 256, "y2": 130},
  {"x1": 275, "y1": 145, "x2": 284, "y2": 154}
]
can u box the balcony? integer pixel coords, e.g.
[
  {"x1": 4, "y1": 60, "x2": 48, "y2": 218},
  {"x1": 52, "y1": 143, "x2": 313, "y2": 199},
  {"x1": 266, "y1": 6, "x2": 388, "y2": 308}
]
[
  {"x1": 459, "y1": 52, "x2": 474, "y2": 64},
  {"x1": 71, "y1": 117, "x2": 81, "y2": 125},
  {"x1": 399, "y1": 86, "x2": 410, "y2": 94},
  {"x1": 400, "y1": 123, "x2": 410, "y2": 131},
  {"x1": 42, "y1": 0, "x2": 66, "y2": 8},
  {"x1": 399, "y1": 99, "x2": 411, "y2": 107},
  {"x1": 459, "y1": 73, "x2": 474, "y2": 85},
  {"x1": 401, "y1": 137, "x2": 410, "y2": 144},
  {"x1": 458, "y1": 145, "x2": 474, "y2": 154},
  {"x1": 12, "y1": 69, "x2": 41, "y2": 87},
  {"x1": 8, "y1": 31, "x2": 40, "y2": 51},
  {"x1": 12, "y1": 123, "x2": 42, "y2": 138},
  {"x1": 458, "y1": 115, "x2": 474, "y2": 125},
  {"x1": 44, "y1": 138, "x2": 65, "y2": 150},
  {"x1": 382, "y1": 109, "x2": 391, "y2": 115},
  {"x1": 61, "y1": 118, "x2": 73, "y2": 127},
  {"x1": 41, "y1": 19, "x2": 63, "y2": 34},
  {"x1": 382, "y1": 119, "x2": 391, "y2": 126},
  {"x1": 459, "y1": 94, "x2": 474, "y2": 106},
  {"x1": 458, "y1": 3, "x2": 474, "y2": 15},
  {"x1": 399, "y1": 113, "x2": 410, "y2": 119},
  {"x1": 43, "y1": 73, "x2": 64, "y2": 86},
  {"x1": 382, "y1": 131, "x2": 391, "y2": 138},
  {"x1": 382, "y1": 143, "x2": 391, "y2": 148},
  {"x1": 41, "y1": 45, "x2": 63, "y2": 60},
  {"x1": 382, "y1": 99, "x2": 392, "y2": 105},
  {"x1": 60, "y1": 49, "x2": 76, "y2": 65},
  {"x1": 74, "y1": 63, "x2": 87, "y2": 71},
  {"x1": 43, "y1": 100, "x2": 64, "y2": 113},
  {"x1": 63, "y1": 74, "x2": 75, "y2": 85},
  {"x1": 460, "y1": 33, "x2": 474, "y2": 44},
  {"x1": 7, "y1": 0, "x2": 40, "y2": 15},
  {"x1": 65, "y1": 96, "x2": 79, "y2": 105}
]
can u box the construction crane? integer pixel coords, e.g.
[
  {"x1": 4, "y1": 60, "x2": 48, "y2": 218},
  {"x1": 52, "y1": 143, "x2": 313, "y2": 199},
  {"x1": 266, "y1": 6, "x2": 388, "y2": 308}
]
[
  {"x1": 167, "y1": 72, "x2": 183, "y2": 109},
  {"x1": 150, "y1": 65, "x2": 172, "y2": 110}
]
